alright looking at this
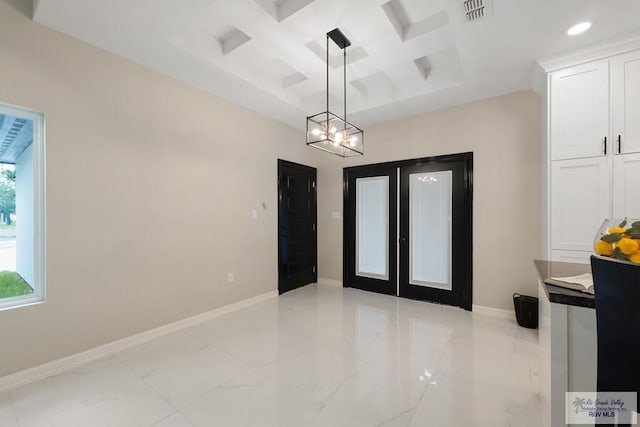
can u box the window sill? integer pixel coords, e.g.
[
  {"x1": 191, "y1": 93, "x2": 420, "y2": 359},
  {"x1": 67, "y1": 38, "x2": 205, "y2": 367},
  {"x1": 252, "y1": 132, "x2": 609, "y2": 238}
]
[{"x1": 0, "y1": 294, "x2": 45, "y2": 312}]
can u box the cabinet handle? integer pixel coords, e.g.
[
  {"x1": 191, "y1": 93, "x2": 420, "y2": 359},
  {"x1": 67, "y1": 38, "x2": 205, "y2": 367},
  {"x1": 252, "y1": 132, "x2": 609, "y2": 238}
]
[
  {"x1": 603, "y1": 136, "x2": 607, "y2": 155},
  {"x1": 618, "y1": 135, "x2": 622, "y2": 154}
]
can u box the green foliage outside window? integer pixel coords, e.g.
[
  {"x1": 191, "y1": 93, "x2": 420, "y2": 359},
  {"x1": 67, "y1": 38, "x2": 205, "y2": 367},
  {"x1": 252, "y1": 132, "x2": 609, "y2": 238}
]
[{"x1": 0, "y1": 168, "x2": 15, "y2": 225}]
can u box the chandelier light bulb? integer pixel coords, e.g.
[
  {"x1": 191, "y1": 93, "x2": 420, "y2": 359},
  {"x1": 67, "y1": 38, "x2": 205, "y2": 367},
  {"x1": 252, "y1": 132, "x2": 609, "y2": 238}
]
[{"x1": 311, "y1": 128, "x2": 321, "y2": 136}]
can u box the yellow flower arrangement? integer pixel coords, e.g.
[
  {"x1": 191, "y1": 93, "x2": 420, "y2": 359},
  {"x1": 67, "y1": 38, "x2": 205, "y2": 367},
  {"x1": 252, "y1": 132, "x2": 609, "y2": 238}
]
[{"x1": 594, "y1": 218, "x2": 640, "y2": 264}]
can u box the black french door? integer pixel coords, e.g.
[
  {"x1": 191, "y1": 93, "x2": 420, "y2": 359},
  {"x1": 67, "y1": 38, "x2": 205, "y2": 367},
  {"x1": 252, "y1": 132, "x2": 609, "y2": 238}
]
[
  {"x1": 343, "y1": 165, "x2": 397, "y2": 295},
  {"x1": 278, "y1": 159, "x2": 317, "y2": 294},
  {"x1": 344, "y1": 153, "x2": 472, "y2": 310},
  {"x1": 398, "y1": 158, "x2": 472, "y2": 309}
]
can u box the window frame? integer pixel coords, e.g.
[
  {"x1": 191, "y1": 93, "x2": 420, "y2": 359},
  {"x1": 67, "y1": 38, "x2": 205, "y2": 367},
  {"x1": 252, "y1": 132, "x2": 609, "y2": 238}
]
[{"x1": 0, "y1": 101, "x2": 46, "y2": 311}]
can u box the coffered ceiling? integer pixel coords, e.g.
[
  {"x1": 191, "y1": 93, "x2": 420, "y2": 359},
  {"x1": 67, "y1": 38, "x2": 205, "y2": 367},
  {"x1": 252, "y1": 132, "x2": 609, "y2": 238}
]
[{"x1": 33, "y1": 0, "x2": 640, "y2": 128}]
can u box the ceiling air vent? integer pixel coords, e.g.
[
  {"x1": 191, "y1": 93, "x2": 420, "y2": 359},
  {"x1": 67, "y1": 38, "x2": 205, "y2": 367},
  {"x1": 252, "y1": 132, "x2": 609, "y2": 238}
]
[{"x1": 460, "y1": 0, "x2": 493, "y2": 23}]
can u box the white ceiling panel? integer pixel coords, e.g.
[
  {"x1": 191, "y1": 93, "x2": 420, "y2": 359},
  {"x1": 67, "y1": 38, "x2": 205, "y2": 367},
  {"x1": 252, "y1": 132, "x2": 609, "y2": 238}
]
[{"x1": 32, "y1": 0, "x2": 640, "y2": 128}]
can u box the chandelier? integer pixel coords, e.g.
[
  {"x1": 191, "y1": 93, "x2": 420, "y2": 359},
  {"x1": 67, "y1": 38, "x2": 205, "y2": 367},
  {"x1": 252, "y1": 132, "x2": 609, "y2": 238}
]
[{"x1": 306, "y1": 28, "x2": 364, "y2": 157}]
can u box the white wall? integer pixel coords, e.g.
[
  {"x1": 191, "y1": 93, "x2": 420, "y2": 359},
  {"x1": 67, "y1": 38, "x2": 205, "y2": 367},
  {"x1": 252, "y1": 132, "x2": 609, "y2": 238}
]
[
  {"x1": 0, "y1": 0, "x2": 321, "y2": 377},
  {"x1": 15, "y1": 143, "x2": 34, "y2": 286},
  {"x1": 317, "y1": 90, "x2": 542, "y2": 311}
]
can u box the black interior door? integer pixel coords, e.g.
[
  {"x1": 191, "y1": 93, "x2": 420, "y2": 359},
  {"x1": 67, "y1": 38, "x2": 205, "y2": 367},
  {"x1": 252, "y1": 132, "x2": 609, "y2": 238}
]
[
  {"x1": 278, "y1": 159, "x2": 317, "y2": 294},
  {"x1": 399, "y1": 157, "x2": 472, "y2": 310},
  {"x1": 343, "y1": 165, "x2": 397, "y2": 295}
]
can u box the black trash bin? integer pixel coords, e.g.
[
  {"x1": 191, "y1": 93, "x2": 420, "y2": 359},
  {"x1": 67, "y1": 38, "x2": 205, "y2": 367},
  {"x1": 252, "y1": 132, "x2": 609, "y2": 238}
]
[{"x1": 513, "y1": 293, "x2": 538, "y2": 329}]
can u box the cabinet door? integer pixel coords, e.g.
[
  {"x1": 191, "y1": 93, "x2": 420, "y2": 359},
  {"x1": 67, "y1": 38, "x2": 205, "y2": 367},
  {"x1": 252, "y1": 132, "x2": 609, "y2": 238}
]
[
  {"x1": 611, "y1": 50, "x2": 640, "y2": 154},
  {"x1": 550, "y1": 60, "x2": 609, "y2": 160},
  {"x1": 613, "y1": 153, "x2": 640, "y2": 218},
  {"x1": 551, "y1": 158, "x2": 610, "y2": 251}
]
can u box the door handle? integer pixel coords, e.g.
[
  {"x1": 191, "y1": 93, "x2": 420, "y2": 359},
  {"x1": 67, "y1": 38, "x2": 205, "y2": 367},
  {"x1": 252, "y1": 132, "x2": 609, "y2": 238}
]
[
  {"x1": 399, "y1": 237, "x2": 408, "y2": 243},
  {"x1": 618, "y1": 135, "x2": 622, "y2": 154},
  {"x1": 603, "y1": 136, "x2": 607, "y2": 155}
]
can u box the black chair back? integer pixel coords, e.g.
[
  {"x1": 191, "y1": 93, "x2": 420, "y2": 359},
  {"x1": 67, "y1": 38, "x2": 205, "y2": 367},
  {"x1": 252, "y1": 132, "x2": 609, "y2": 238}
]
[{"x1": 591, "y1": 255, "x2": 640, "y2": 425}]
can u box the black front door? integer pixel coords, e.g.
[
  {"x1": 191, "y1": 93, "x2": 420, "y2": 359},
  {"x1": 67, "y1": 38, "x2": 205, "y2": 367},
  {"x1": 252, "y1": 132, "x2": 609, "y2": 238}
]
[
  {"x1": 398, "y1": 157, "x2": 472, "y2": 310},
  {"x1": 278, "y1": 159, "x2": 317, "y2": 294},
  {"x1": 343, "y1": 153, "x2": 473, "y2": 310},
  {"x1": 343, "y1": 165, "x2": 397, "y2": 296}
]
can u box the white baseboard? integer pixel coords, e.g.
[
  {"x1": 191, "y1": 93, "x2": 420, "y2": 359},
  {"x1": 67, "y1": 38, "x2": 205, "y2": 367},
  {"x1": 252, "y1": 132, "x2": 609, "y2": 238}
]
[
  {"x1": 0, "y1": 290, "x2": 278, "y2": 393},
  {"x1": 317, "y1": 277, "x2": 342, "y2": 287},
  {"x1": 472, "y1": 304, "x2": 516, "y2": 321}
]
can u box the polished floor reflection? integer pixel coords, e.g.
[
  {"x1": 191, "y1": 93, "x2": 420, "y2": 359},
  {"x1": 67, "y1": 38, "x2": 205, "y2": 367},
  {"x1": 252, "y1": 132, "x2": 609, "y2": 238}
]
[{"x1": 1, "y1": 284, "x2": 541, "y2": 426}]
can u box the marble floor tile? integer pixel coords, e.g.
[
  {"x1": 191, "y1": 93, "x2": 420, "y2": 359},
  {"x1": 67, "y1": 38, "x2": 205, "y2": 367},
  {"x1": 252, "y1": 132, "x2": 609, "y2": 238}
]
[
  {"x1": 3, "y1": 284, "x2": 541, "y2": 426},
  {"x1": 117, "y1": 332, "x2": 249, "y2": 410},
  {"x1": 0, "y1": 391, "x2": 18, "y2": 427},
  {"x1": 151, "y1": 411, "x2": 194, "y2": 427},
  {"x1": 409, "y1": 369, "x2": 542, "y2": 427},
  {"x1": 9, "y1": 356, "x2": 175, "y2": 427}
]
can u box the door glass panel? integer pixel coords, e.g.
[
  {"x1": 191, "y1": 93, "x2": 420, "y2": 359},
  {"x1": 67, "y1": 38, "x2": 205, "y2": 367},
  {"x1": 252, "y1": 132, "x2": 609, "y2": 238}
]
[
  {"x1": 356, "y1": 176, "x2": 389, "y2": 280},
  {"x1": 409, "y1": 171, "x2": 452, "y2": 290}
]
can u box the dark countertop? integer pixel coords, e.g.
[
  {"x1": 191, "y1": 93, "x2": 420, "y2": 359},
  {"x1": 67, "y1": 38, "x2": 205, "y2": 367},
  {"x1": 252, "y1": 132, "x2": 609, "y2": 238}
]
[{"x1": 534, "y1": 259, "x2": 595, "y2": 309}]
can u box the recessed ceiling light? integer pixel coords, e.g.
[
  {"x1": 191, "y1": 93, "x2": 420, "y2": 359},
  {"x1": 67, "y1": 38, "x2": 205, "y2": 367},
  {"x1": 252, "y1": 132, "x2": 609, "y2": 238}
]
[{"x1": 567, "y1": 22, "x2": 591, "y2": 36}]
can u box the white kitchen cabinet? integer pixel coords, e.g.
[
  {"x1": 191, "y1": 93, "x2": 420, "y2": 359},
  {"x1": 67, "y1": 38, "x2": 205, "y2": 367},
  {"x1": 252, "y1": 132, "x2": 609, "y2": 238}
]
[
  {"x1": 550, "y1": 60, "x2": 609, "y2": 160},
  {"x1": 611, "y1": 50, "x2": 640, "y2": 155},
  {"x1": 551, "y1": 157, "x2": 611, "y2": 253},
  {"x1": 613, "y1": 152, "x2": 640, "y2": 218},
  {"x1": 542, "y1": 43, "x2": 640, "y2": 426},
  {"x1": 547, "y1": 47, "x2": 640, "y2": 261}
]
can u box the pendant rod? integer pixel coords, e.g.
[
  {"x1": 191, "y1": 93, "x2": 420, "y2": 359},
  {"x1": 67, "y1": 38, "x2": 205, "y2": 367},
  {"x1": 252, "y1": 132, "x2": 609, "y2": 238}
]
[
  {"x1": 343, "y1": 47, "x2": 347, "y2": 127},
  {"x1": 326, "y1": 34, "x2": 329, "y2": 128}
]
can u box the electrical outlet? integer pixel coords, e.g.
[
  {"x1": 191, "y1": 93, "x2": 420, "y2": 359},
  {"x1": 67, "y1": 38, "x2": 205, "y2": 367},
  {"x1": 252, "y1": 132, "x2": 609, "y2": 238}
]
[{"x1": 227, "y1": 272, "x2": 235, "y2": 283}]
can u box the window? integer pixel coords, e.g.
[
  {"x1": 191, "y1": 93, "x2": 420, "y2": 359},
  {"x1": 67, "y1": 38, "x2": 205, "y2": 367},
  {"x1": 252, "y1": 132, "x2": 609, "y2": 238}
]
[{"x1": 0, "y1": 102, "x2": 46, "y2": 311}]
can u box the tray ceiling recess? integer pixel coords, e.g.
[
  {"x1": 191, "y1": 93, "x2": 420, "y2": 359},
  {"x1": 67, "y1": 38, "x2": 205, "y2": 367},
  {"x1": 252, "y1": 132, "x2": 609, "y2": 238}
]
[
  {"x1": 216, "y1": 26, "x2": 252, "y2": 56},
  {"x1": 253, "y1": 0, "x2": 316, "y2": 23},
  {"x1": 382, "y1": 0, "x2": 450, "y2": 42}
]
